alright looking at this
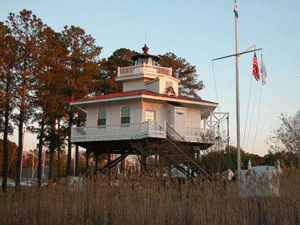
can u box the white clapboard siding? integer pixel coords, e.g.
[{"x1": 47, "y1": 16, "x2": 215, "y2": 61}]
[
  {"x1": 123, "y1": 80, "x2": 145, "y2": 92},
  {"x1": 186, "y1": 108, "x2": 201, "y2": 129},
  {"x1": 85, "y1": 100, "x2": 143, "y2": 127}
]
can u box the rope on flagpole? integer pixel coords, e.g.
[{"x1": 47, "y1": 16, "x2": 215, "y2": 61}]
[
  {"x1": 242, "y1": 69, "x2": 254, "y2": 148},
  {"x1": 242, "y1": 45, "x2": 257, "y2": 150},
  {"x1": 211, "y1": 61, "x2": 220, "y2": 112},
  {"x1": 251, "y1": 85, "x2": 262, "y2": 153},
  {"x1": 245, "y1": 81, "x2": 259, "y2": 151}
]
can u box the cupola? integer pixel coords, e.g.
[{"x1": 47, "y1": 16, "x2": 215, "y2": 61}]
[
  {"x1": 116, "y1": 45, "x2": 179, "y2": 95},
  {"x1": 131, "y1": 44, "x2": 160, "y2": 66}
]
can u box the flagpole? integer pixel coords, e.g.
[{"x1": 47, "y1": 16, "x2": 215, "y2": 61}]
[
  {"x1": 234, "y1": 0, "x2": 241, "y2": 178},
  {"x1": 212, "y1": 1, "x2": 264, "y2": 178}
]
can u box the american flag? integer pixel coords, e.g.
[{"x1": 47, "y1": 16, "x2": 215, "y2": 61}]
[
  {"x1": 253, "y1": 52, "x2": 260, "y2": 81},
  {"x1": 234, "y1": 0, "x2": 239, "y2": 18}
]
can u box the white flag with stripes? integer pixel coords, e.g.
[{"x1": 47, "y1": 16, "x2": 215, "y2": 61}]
[{"x1": 261, "y1": 55, "x2": 267, "y2": 86}]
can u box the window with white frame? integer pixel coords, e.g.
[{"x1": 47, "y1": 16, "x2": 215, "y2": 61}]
[
  {"x1": 145, "y1": 110, "x2": 156, "y2": 121},
  {"x1": 121, "y1": 106, "x2": 130, "y2": 124},
  {"x1": 97, "y1": 108, "x2": 106, "y2": 126}
]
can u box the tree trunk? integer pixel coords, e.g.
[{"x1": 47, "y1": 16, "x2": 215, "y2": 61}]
[
  {"x1": 86, "y1": 148, "x2": 90, "y2": 174},
  {"x1": 15, "y1": 113, "x2": 24, "y2": 189},
  {"x1": 107, "y1": 154, "x2": 111, "y2": 178},
  {"x1": 66, "y1": 112, "x2": 73, "y2": 176},
  {"x1": 2, "y1": 105, "x2": 10, "y2": 193},
  {"x1": 95, "y1": 154, "x2": 98, "y2": 175},
  {"x1": 37, "y1": 108, "x2": 46, "y2": 189},
  {"x1": 57, "y1": 149, "x2": 61, "y2": 180},
  {"x1": 15, "y1": 81, "x2": 26, "y2": 190},
  {"x1": 140, "y1": 155, "x2": 147, "y2": 175},
  {"x1": 48, "y1": 122, "x2": 56, "y2": 184},
  {"x1": 120, "y1": 155, "x2": 125, "y2": 174},
  {"x1": 75, "y1": 145, "x2": 79, "y2": 176},
  {"x1": 48, "y1": 148, "x2": 54, "y2": 184}
]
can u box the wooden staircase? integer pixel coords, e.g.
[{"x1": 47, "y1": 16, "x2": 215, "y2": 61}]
[{"x1": 129, "y1": 123, "x2": 209, "y2": 178}]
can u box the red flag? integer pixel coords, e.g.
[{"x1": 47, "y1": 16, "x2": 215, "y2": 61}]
[{"x1": 253, "y1": 52, "x2": 260, "y2": 81}]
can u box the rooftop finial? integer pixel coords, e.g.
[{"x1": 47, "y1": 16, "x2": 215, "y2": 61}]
[{"x1": 142, "y1": 44, "x2": 149, "y2": 55}]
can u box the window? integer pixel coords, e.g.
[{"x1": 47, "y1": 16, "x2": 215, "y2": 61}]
[
  {"x1": 145, "y1": 110, "x2": 155, "y2": 121},
  {"x1": 142, "y1": 58, "x2": 147, "y2": 64},
  {"x1": 121, "y1": 106, "x2": 130, "y2": 124},
  {"x1": 97, "y1": 108, "x2": 106, "y2": 126}
]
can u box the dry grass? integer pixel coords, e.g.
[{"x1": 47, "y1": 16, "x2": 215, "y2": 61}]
[{"x1": 0, "y1": 166, "x2": 299, "y2": 225}]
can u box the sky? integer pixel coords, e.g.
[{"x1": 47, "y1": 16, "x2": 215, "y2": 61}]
[{"x1": 1, "y1": 0, "x2": 299, "y2": 156}]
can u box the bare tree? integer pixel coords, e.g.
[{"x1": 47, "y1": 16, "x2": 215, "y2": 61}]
[{"x1": 269, "y1": 111, "x2": 300, "y2": 155}]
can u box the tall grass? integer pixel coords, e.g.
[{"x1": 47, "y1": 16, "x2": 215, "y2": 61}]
[{"x1": 0, "y1": 165, "x2": 299, "y2": 225}]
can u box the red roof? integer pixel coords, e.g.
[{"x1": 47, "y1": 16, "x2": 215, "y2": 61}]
[
  {"x1": 71, "y1": 90, "x2": 217, "y2": 105},
  {"x1": 72, "y1": 90, "x2": 142, "y2": 102}
]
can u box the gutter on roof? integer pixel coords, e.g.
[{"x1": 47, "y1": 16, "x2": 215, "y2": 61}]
[{"x1": 70, "y1": 90, "x2": 218, "y2": 108}]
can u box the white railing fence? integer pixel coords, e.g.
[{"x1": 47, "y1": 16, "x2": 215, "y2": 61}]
[
  {"x1": 185, "y1": 127, "x2": 215, "y2": 143},
  {"x1": 118, "y1": 64, "x2": 172, "y2": 77},
  {"x1": 72, "y1": 121, "x2": 166, "y2": 141},
  {"x1": 72, "y1": 121, "x2": 215, "y2": 143}
]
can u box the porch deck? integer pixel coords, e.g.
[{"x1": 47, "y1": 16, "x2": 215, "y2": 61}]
[{"x1": 71, "y1": 121, "x2": 215, "y2": 145}]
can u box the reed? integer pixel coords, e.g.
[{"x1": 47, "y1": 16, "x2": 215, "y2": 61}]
[{"x1": 0, "y1": 166, "x2": 299, "y2": 225}]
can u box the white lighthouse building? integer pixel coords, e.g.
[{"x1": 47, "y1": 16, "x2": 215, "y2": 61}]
[{"x1": 70, "y1": 45, "x2": 218, "y2": 176}]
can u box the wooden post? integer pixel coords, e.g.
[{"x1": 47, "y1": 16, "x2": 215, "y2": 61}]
[
  {"x1": 108, "y1": 154, "x2": 111, "y2": 178},
  {"x1": 75, "y1": 145, "x2": 79, "y2": 176},
  {"x1": 95, "y1": 153, "x2": 98, "y2": 175},
  {"x1": 140, "y1": 155, "x2": 147, "y2": 174},
  {"x1": 120, "y1": 154, "x2": 125, "y2": 174},
  {"x1": 86, "y1": 148, "x2": 90, "y2": 174},
  {"x1": 159, "y1": 154, "x2": 163, "y2": 177}
]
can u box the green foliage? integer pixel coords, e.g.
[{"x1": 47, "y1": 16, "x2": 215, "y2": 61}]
[
  {"x1": 97, "y1": 48, "x2": 139, "y2": 95},
  {"x1": 61, "y1": 25, "x2": 102, "y2": 101},
  {"x1": 107, "y1": 48, "x2": 138, "y2": 68},
  {"x1": 199, "y1": 145, "x2": 265, "y2": 173},
  {"x1": 264, "y1": 151, "x2": 299, "y2": 168},
  {"x1": 99, "y1": 48, "x2": 205, "y2": 98},
  {"x1": 3, "y1": 9, "x2": 50, "y2": 187},
  {"x1": 0, "y1": 22, "x2": 16, "y2": 135},
  {"x1": 61, "y1": 25, "x2": 103, "y2": 176},
  {"x1": 159, "y1": 52, "x2": 204, "y2": 98},
  {"x1": 6, "y1": 9, "x2": 47, "y2": 117},
  {"x1": 0, "y1": 9, "x2": 104, "y2": 181}
]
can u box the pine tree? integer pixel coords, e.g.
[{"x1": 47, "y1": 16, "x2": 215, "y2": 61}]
[
  {"x1": 102, "y1": 48, "x2": 204, "y2": 98},
  {"x1": 32, "y1": 27, "x2": 67, "y2": 187},
  {"x1": 159, "y1": 52, "x2": 204, "y2": 98},
  {"x1": 0, "y1": 22, "x2": 16, "y2": 192},
  {"x1": 61, "y1": 25, "x2": 102, "y2": 176},
  {"x1": 5, "y1": 9, "x2": 47, "y2": 188},
  {"x1": 96, "y1": 48, "x2": 138, "y2": 95}
]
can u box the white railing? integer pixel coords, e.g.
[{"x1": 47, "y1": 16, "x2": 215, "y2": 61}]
[
  {"x1": 118, "y1": 66, "x2": 134, "y2": 75},
  {"x1": 71, "y1": 121, "x2": 166, "y2": 142},
  {"x1": 185, "y1": 127, "x2": 215, "y2": 143},
  {"x1": 72, "y1": 127, "x2": 86, "y2": 137},
  {"x1": 118, "y1": 64, "x2": 172, "y2": 77},
  {"x1": 72, "y1": 121, "x2": 215, "y2": 144}
]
